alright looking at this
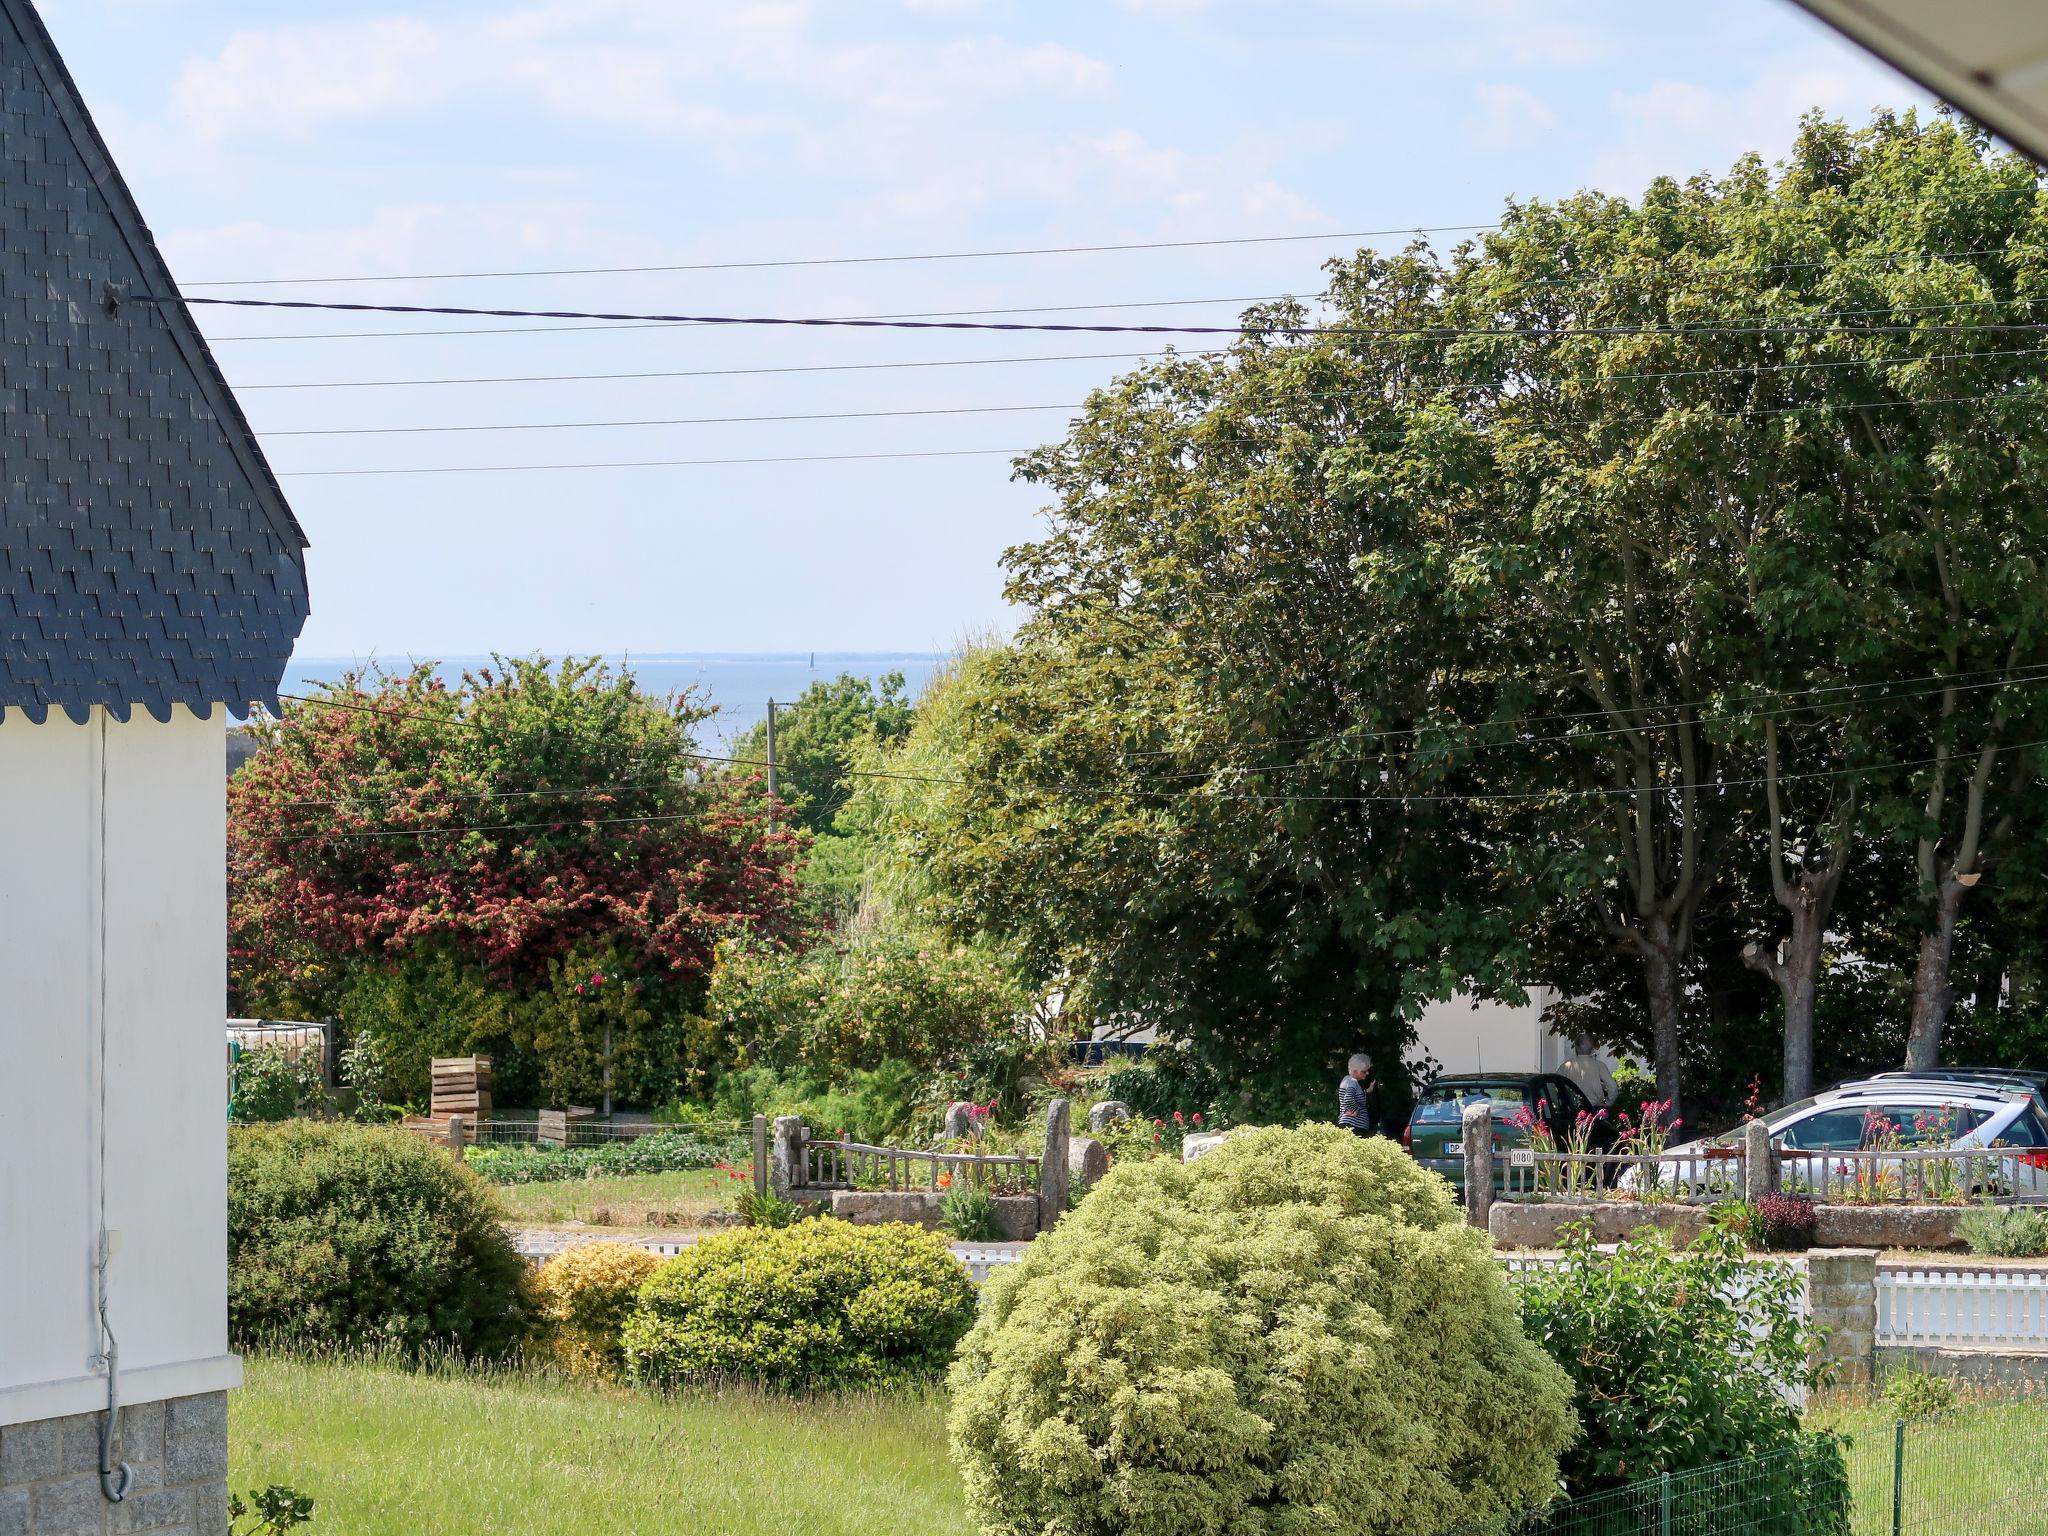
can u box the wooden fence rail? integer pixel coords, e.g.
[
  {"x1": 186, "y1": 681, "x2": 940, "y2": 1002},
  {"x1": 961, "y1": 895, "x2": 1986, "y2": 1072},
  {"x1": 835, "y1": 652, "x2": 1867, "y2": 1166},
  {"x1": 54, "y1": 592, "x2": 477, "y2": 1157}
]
[{"x1": 796, "y1": 1131, "x2": 1040, "y2": 1193}]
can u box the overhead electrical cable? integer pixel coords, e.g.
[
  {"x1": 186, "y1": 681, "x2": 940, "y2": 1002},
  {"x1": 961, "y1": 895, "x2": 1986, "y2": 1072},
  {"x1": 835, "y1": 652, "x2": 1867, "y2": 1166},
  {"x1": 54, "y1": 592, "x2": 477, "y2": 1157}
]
[
  {"x1": 183, "y1": 223, "x2": 1501, "y2": 287},
  {"x1": 226, "y1": 342, "x2": 2048, "y2": 396},
  {"x1": 261, "y1": 665, "x2": 2048, "y2": 819},
  {"x1": 263, "y1": 389, "x2": 2048, "y2": 476},
  {"x1": 273, "y1": 734, "x2": 2048, "y2": 841},
  {"x1": 253, "y1": 371, "x2": 2048, "y2": 440},
  {"x1": 143, "y1": 291, "x2": 2048, "y2": 339},
  {"x1": 262, "y1": 667, "x2": 2048, "y2": 813}
]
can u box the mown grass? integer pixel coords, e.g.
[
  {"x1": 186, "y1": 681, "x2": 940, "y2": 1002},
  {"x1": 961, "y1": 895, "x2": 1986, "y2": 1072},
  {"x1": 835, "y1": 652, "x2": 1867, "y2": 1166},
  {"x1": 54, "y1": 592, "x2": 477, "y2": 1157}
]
[
  {"x1": 488, "y1": 1166, "x2": 732, "y2": 1229},
  {"x1": 230, "y1": 1353, "x2": 972, "y2": 1536},
  {"x1": 1807, "y1": 1390, "x2": 2048, "y2": 1534}
]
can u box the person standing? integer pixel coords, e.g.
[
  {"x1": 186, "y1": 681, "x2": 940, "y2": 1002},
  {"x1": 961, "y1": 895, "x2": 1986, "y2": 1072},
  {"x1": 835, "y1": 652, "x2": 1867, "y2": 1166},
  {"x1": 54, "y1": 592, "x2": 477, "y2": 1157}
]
[
  {"x1": 1557, "y1": 1033, "x2": 1617, "y2": 1108},
  {"x1": 1338, "y1": 1053, "x2": 1378, "y2": 1136}
]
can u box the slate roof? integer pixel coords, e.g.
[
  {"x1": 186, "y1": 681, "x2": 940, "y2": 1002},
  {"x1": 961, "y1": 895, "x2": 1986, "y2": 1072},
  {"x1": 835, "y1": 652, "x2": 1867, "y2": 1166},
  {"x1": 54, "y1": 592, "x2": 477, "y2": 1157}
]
[{"x1": 0, "y1": 0, "x2": 308, "y2": 726}]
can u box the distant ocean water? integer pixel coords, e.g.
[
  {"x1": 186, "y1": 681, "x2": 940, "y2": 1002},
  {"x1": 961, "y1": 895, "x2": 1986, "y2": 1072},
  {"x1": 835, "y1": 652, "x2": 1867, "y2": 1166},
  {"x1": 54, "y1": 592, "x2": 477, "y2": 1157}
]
[{"x1": 278, "y1": 652, "x2": 946, "y2": 744}]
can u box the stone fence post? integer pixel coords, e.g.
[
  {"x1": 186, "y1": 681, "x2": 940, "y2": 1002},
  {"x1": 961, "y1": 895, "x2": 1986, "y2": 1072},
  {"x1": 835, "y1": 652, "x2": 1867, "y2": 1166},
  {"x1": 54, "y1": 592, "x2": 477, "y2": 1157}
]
[
  {"x1": 1461, "y1": 1101, "x2": 1492, "y2": 1230},
  {"x1": 1743, "y1": 1118, "x2": 1778, "y2": 1203},
  {"x1": 446, "y1": 1113, "x2": 467, "y2": 1162},
  {"x1": 1805, "y1": 1248, "x2": 1878, "y2": 1388},
  {"x1": 1038, "y1": 1098, "x2": 1072, "y2": 1232},
  {"x1": 771, "y1": 1114, "x2": 805, "y2": 1200},
  {"x1": 752, "y1": 1114, "x2": 770, "y2": 1199}
]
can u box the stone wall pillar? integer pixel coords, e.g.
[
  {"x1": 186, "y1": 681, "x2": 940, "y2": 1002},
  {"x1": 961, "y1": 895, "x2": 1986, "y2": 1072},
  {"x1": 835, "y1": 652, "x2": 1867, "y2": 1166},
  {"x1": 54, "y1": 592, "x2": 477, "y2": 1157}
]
[
  {"x1": 0, "y1": 1390, "x2": 228, "y2": 1535},
  {"x1": 1805, "y1": 1248, "x2": 1878, "y2": 1388},
  {"x1": 770, "y1": 1115, "x2": 805, "y2": 1200},
  {"x1": 1038, "y1": 1098, "x2": 1071, "y2": 1232},
  {"x1": 1462, "y1": 1101, "x2": 1493, "y2": 1230}
]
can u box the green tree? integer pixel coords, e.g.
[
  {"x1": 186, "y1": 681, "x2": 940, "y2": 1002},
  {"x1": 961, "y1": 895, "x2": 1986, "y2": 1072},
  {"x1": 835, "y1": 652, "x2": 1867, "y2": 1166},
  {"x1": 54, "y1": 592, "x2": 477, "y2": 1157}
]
[
  {"x1": 904, "y1": 109, "x2": 2048, "y2": 1113},
  {"x1": 229, "y1": 657, "x2": 812, "y2": 1106},
  {"x1": 730, "y1": 671, "x2": 915, "y2": 838}
]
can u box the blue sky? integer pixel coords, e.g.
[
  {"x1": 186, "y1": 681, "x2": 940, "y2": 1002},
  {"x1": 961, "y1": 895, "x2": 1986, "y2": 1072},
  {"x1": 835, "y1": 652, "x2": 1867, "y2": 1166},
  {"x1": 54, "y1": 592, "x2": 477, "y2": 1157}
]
[{"x1": 50, "y1": 0, "x2": 1932, "y2": 657}]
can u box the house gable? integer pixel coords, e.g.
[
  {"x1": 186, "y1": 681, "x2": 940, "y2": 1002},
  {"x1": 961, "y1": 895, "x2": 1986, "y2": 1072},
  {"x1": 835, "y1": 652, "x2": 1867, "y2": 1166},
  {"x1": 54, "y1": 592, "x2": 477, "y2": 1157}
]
[{"x1": 0, "y1": 0, "x2": 309, "y2": 725}]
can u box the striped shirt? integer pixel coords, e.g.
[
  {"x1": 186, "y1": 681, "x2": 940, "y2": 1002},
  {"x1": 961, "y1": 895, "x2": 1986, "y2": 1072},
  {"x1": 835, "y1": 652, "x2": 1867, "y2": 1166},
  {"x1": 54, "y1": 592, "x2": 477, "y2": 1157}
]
[{"x1": 1338, "y1": 1073, "x2": 1374, "y2": 1131}]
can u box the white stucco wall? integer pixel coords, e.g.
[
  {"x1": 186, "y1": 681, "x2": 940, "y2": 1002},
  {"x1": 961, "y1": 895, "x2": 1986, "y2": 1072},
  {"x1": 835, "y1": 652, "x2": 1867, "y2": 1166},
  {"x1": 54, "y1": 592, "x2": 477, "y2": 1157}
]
[
  {"x1": 1408, "y1": 987, "x2": 1578, "y2": 1077},
  {"x1": 0, "y1": 706, "x2": 240, "y2": 1425}
]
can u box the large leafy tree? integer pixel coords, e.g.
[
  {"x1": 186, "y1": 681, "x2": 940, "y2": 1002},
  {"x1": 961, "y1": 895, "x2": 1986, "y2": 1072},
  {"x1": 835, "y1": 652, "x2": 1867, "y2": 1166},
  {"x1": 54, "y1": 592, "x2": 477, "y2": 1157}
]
[
  {"x1": 230, "y1": 658, "x2": 812, "y2": 1103},
  {"x1": 728, "y1": 670, "x2": 915, "y2": 839},
  {"x1": 900, "y1": 110, "x2": 2048, "y2": 1111}
]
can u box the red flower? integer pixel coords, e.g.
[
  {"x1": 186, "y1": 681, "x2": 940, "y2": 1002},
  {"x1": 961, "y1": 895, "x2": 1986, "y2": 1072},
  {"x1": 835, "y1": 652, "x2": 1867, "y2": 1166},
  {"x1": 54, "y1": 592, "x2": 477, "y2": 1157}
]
[
  {"x1": 1192, "y1": 1113, "x2": 1203, "y2": 1124},
  {"x1": 1153, "y1": 1118, "x2": 1165, "y2": 1127}
]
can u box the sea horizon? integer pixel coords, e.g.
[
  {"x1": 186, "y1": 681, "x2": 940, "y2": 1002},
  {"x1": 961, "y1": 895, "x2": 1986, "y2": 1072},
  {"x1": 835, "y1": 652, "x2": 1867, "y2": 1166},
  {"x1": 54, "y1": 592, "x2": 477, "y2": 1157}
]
[{"x1": 277, "y1": 651, "x2": 949, "y2": 743}]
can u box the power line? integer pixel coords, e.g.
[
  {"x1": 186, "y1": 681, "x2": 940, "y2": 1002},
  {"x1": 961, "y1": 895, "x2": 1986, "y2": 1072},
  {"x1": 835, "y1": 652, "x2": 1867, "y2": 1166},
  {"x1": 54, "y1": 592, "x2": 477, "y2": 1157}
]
[
  {"x1": 145, "y1": 291, "x2": 2048, "y2": 339},
  {"x1": 265, "y1": 733, "x2": 2048, "y2": 840},
  {"x1": 253, "y1": 373, "x2": 2048, "y2": 441},
  {"x1": 261, "y1": 388, "x2": 2048, "y2": 476},
  {"x1": 224, "y1": 342, "x2": 2048, "y2": 397},
  {"x1": 274, "y1": 447, "x2": 1026, "y2": 477},
  {"x1": 256, "y1": 664, "x2": 2048, "y2": 820},
  {"x1": 183, "y1": 223, "x2": 1498, "y2": 288},
  {"x1": 263, "y1": 402, "x2": 1076, "y2": 437},
  {"x1": 230, "y1": 348, "x2": 1190, "y2": 391}
]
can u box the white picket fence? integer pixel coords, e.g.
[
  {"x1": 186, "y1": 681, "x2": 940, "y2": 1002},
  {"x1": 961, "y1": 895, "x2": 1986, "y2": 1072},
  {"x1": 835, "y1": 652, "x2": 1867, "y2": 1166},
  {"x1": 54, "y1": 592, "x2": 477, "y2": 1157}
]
[{"x1": 1877, "y1": 1264, "x2": 2048, "y2": 1347}]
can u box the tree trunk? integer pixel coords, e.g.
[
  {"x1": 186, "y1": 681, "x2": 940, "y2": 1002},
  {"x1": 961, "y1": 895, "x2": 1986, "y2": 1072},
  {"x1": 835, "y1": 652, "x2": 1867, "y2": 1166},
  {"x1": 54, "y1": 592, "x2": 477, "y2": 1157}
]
[
  {"x1": 1741, "y1": 890, "x2": 1832, "y2": 1102},
  {"x1": 1641, "y1": 918, "x2": 1685, "y2": 1117},
  {"x1": 1904, "y1": 880, "x2": 1967, "y2": 1069}
]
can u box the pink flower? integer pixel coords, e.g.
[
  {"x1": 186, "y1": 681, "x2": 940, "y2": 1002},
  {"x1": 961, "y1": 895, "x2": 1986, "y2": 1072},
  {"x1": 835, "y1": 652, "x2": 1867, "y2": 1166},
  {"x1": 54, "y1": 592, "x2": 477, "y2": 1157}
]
[{"x1": 1192, "y1": 1113, "x2": 1203, "y2": 1124}]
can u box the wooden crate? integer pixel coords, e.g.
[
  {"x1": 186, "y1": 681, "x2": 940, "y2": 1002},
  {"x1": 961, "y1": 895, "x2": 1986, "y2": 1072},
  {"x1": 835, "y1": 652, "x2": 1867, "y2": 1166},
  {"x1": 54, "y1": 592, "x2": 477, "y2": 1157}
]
[{"x1": 430, "y1": 1056, "x2": 493, "y2": 1121}]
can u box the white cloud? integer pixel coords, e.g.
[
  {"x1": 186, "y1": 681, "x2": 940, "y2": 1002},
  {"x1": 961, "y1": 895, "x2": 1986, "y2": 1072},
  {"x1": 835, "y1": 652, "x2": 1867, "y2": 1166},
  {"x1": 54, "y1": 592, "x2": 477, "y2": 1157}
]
[
  {"x1": 1592, "y1": 63, "x2": 1903, "y2": 194},
  {"x1": 172, "y1": 18, "x2": 441, "y2": 141},
  {"x1": 1472, "y1": 83, "x2": 1556, "y2": 148}
]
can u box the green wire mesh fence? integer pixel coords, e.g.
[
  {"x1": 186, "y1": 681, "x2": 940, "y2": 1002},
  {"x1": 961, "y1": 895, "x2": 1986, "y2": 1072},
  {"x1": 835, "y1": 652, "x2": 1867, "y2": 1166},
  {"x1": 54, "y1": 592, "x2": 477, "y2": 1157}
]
[{"x1": 1438, "y1": 1407, "x2": 2048, "y2": 1536}]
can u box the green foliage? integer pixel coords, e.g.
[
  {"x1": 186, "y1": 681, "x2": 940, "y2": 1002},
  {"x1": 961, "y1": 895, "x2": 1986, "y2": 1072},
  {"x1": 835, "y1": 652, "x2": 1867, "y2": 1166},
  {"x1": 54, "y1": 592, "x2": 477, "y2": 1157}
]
[
  {"x1": 1090, "y1": 1045, "x2": 1232, "y2": 1123},
  {"x1": 1957, "y1": 1203, "x2": 2048, "y2": 1257},
  {"x1": 1708, "y1": 1200, "x2": 1760, "y2": 1248},
  {"x1": 704, "y1": 933, "x2": 1033, "y2": 1082},
  {"x1": 462, "y1": 1129, "x2": 743, "y2": 1186},
  {"x1": 664, "y1": 1060, "x2": 929, "y2": 1146},
  {"x1": 868, "y1": 114, "x2": 2048, "y2": 1114},
  {"x1": 729, "y1": 671, "x2": 915, "y2": 841},
  {"x1": 337, "y1": 1031, "x2": 401, "y2": 1122},
  {"x1": 1516, "y1": 1226, "x2": 1819, "y2": 1491},
  {"x1": 231, "y1": 1045, "x2": 330, "y2": 1124},
  {"x1": 1883, "y1": 1369, "x2": 1961, "y2": 1423},
  {"x1": 229, "y1": 1485, "x2": 315, "y2": 1535},
  {"x1": 948, "y1": 1124, "x2": 1575, "y2": 1536},
  {"x1": 939, "y1": 1185, "x2": 1002, "y2": 1241},
  {"x1": 230, "y1": 658, "x2": 812, "y2": 1109},
  {"x1": 624, "y1": 1221, "x2": 976, "y2": 1391},
  {"x1": 227, "y1": 1123, "x2": 532, "y2": 1358},
  {"x1": 734, "y1": 1189, "x2": 806, "y2": 1228}
]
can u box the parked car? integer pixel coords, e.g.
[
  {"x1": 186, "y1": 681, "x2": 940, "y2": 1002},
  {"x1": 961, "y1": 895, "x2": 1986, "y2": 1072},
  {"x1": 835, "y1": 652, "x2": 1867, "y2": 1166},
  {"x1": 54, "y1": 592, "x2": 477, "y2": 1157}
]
[
  {"x1": 1404, "y1": 1072, "x2": 1614, "y2": 1190},
  {"x1": 1628, "y1": 1076, "x2": 2048, "y2": 1198}
]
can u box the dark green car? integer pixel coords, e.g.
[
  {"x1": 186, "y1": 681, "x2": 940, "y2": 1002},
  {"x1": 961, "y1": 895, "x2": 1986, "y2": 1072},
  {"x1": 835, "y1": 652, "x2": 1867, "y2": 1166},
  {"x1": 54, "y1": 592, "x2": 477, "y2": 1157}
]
[{"x1": 1403, "y1": 1072, "x2": 1610, "y2": 1190}]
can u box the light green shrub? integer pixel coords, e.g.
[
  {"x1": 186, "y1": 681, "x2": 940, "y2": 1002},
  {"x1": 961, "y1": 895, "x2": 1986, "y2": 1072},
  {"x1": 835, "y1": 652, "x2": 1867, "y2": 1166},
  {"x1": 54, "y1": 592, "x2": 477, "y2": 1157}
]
[
  {"x1": 948, "y1": 1123, "x2": 1576, "y2": 1536},
  {"x1": 623, "y1": 1220, "x2": 976, "y2": 1390},
  {"x1": 1957, "y1": 1204, "x2": 2048, "y2": 1257}
]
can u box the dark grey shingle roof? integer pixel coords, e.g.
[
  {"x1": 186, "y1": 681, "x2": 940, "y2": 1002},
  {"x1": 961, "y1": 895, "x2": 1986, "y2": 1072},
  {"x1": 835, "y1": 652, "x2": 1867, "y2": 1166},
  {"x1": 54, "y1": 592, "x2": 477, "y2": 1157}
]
[{"x1": 0, "y1": 0, "x2": 308, "y2": 725}]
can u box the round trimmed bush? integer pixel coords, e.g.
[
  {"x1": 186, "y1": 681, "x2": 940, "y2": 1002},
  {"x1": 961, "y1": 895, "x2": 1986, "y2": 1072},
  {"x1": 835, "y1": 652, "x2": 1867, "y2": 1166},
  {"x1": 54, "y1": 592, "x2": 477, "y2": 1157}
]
[
  {"x1": 228, "y1": 1122, "x2": 533, "y2": 1358},
  {"x1": 948, "y1": 1123, "x2": 1576, "y2": 1536},
  {"x1": 534, "y1": 1241, "x2": 664, "y2": 1375},
  {"x1": 623, "y1": 1220, "x2": 976, "y2": 1390}
]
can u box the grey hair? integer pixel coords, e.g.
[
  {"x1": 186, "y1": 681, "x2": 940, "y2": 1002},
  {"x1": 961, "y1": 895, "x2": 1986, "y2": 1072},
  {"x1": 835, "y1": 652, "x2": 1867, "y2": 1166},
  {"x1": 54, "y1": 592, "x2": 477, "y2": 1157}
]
[{"x1": 1347, "y1": 1053, "x2": 1372, "y2": 1073}]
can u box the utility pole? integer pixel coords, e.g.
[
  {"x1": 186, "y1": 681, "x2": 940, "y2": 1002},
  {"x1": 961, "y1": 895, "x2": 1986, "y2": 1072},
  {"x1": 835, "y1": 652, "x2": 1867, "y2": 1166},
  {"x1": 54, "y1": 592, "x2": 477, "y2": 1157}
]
[{"x1": 765, "y1": 699, "x2": 779, "y2": 799}]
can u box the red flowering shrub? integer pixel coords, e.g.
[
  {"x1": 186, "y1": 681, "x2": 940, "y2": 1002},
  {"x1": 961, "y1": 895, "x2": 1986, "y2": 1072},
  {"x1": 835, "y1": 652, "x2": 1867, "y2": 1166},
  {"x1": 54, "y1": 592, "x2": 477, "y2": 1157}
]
[{"x1": 229, "y1": 658, "x2": 813, "y2": 1105}]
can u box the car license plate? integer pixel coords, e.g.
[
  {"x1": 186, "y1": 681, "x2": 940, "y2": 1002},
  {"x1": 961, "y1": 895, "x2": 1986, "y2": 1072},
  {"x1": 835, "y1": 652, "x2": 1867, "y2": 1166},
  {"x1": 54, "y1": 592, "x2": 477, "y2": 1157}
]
[{"x1": 1446, "y1": 1140, "x2": 1462, "y2": 1155}]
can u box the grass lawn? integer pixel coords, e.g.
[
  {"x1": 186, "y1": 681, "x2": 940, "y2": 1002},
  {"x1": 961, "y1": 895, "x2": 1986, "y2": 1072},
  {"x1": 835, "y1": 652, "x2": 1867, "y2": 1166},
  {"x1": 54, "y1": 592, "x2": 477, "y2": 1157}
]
[
  {"x1": 1808, "y1": 1392, "x2": 2048, "y2": 1534},
  {"x1": 487, "y1": 1166, "x2": 731, "y2": 1229},
  {"x1": 230, "y1": 1354, "x2": 972, "y2": 1536}
]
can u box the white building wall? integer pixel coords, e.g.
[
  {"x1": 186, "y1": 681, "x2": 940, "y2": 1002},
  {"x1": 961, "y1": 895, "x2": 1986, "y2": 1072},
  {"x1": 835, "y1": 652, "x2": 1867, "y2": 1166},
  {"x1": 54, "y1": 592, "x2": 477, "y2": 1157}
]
[
  {"x1": 0, "y1": 706, "x2": 240, "y2": 1425},
  {"x1": 1408, "y1": 987, "x2": 1581, "y2": 1078}
]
